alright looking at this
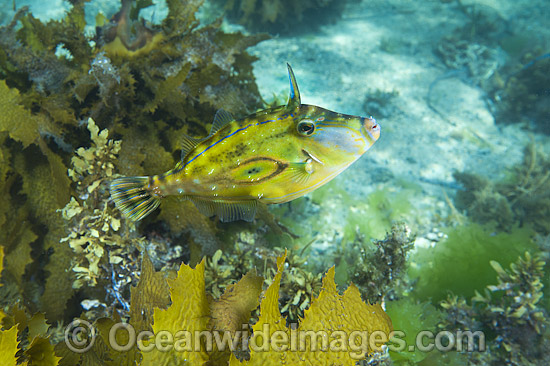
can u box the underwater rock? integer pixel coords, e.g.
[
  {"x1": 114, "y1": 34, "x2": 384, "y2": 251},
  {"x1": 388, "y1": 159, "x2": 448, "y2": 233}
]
[{"x1": 213, "y1": 0, "x2": 350, "y2": 35}]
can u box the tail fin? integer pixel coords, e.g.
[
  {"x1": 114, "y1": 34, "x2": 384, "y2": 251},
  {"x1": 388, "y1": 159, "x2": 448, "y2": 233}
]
[{"x1": 110, "y1": 176, "x2": 161, "y2": 221}]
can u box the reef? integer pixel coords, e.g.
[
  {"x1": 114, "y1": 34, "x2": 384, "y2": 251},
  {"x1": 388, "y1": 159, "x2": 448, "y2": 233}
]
[{"x1": 0, "y1": 250, "x2": 393, "y2": 365}]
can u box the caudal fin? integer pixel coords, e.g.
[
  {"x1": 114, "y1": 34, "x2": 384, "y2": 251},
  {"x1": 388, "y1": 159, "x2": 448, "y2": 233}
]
[{"x1": 110, "y1": 176, "x2": 160, "y2": 221}]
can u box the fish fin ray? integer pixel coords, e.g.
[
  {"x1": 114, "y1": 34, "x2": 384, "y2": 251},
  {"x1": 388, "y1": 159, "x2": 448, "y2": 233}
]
[
  {"x1": 110, "y1": 176, "x2": 160, "y2": 221},
  {"x1": 181, "y1": 135, "x2": 204, "y2": 160},
  {"x1": 286, "y1": 63, "x2": 301, "y2": 108},
  {"x1": 210, "y1": 109, "x2": 234, "y2": 135},
  {"x1": 281, "y1": 162, "x2": 311, "y2": 185},
  {"x1": 185, "y1": 197, "x2": 258, "y2": 222}
]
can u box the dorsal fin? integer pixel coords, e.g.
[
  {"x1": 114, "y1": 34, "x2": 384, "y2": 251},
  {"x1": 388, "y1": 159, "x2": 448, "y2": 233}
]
[
  {"x1": 210, "y1": 109, "x2": 234, "y2": 135},
  {"x1": 181, "y1": 135, "x2": 204, "y2": 160},
  {"x1": 286, "y1": 63, "x2": 301, "y2": 109}
]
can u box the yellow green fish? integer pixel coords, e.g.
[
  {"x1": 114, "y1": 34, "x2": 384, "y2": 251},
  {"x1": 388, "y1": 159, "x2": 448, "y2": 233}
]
[{"x1": 110, "y1": 64, "x2": 380, "y2": 222}]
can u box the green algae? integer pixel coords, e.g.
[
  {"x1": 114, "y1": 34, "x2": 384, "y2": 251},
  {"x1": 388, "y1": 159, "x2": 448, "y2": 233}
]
[
  {"x1": 309, "y1": 179, "x2": 418, "y2": 240},
  {"x1": 439, "y1": 251, "x2": 549, "y2": 365},
  {"x1": 409, "y1": 222, "x2": 537, "y2": 304},
  {"x1": 384, "y1": 298, "x2": 444, "y2": 364}
]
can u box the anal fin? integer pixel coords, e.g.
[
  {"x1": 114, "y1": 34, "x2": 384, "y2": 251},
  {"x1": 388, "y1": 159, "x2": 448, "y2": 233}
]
[{"x1": 185, "y1": 196, "x2": 258, "y2": 223}]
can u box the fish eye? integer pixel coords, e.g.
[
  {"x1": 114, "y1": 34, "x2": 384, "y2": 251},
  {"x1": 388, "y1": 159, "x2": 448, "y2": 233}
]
[{"x1": 297, "y1": 119, "x2": 315, "y2": 136}]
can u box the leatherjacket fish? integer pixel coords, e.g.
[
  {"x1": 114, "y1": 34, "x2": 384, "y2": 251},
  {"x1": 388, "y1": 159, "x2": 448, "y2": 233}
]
[{"x1": 110, "y1": 64, "x2": 380, "y2": 222}]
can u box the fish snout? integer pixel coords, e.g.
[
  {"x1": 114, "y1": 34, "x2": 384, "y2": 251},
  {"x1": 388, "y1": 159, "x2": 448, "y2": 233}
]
[{"x1": 362, "y1": 117, "x2": 380, "y2": 142}]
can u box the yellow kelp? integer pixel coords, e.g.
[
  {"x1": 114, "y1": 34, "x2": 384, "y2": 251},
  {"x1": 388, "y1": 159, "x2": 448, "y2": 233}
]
[{"x1": 111, "y1": 64, "x2": 380, "y2": 222}]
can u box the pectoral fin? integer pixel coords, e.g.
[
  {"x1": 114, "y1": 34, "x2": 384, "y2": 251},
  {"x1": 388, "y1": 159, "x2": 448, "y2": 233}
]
[
  {"x1": 283, "y1": 160, "x2": 314, "y2": 185},
  {"x1": 185, "y1": 196, "x2": 258, "y2": 222}
]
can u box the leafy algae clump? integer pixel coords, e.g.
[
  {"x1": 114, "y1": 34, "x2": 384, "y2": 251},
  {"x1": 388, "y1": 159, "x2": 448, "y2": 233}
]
[
  {"x1": 43, "y1": 251, "x2": 392, "y2": 365},
  {"x1": 340, "y1": 223, "x2": 415, "y2": 304},
  {"x1": 61, "y1": 118, "x2": 136, "y2": 289},
  {"x1": 440, "y1": 252, "x2": 549, "y2": 365},
  {"x1": 0, "y1": 0, "x2": 269, "y2": 323},
  {"x1": 494, "y1": 53, "x2": 550, "y2": 134}
]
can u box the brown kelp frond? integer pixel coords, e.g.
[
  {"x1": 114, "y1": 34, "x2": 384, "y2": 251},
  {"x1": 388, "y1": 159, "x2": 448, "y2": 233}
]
[
  {"x1": 1, "y1": 250, "x2": 392, "y2": 366},
  {"x1": 0, "y1": 0, "x2": 269, "y2": 321}
]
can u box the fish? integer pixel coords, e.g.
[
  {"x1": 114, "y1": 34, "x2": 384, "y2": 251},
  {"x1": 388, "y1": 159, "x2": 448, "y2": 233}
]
[{"x1": 110, "y1": 64, "x2": 380, "y2": 222}]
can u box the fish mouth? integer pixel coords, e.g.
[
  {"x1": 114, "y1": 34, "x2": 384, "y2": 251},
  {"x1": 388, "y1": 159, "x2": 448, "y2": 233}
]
[{"x1": 361, "y1": 116, "x2": 380, "y2": 143}]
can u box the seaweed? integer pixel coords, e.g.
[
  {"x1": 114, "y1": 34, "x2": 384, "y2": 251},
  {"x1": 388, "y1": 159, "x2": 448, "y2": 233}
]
[
  {"x1": 409, "y1": 222, "x2": 537, "y2": 304},
  {"x1": 268, "y1": 249, "x2": 323, "y2": 323},
  {"x1": 283, "y1": 180, "x2": 418, "y2": 242},
  {"x1": 0, "y1": 276, "x2": 61, "y2": 366},
  {"x1": 0, "y1": 251, "x2": 392, "y2": 366},
  {"x1": 383, "y1": 299, "x2": 446, "y2": 365},
  {"x1": 60, "y1": 118, "x2": 134, "y2": 289},
  {"x1": 436, "y1": 38, "x2": 500, "y2": 85},
  {"x1": 434, "y1": 1, "x2": 505, "y2": 87},
  {"x1": 227, "y1": 252, "x2": 391, "y2": 365},
  {"x1": 492, "y1": 51, "x2": 550, "y2": 134},
  {"x1": 454, "y1": 142, "x2": 550, "y2": 235},
  {"x1": 0, "y1": 0, "x2": 269, "y2": 323},
  {"x1": 340, "y1": 223, "x2": 415, "y2": 304},
  {"x1": 453, "y1": 171, "x2": 515, "y2": 229},
  {"x1": 0, "y1": 0, "x2": 267, "y2": 156},
  {"x1": 439, "y1": 252, "x2": 549, "y2": 365},
  {"x1": 436, "y1": 2, "x2": 549, "y2": 134}
]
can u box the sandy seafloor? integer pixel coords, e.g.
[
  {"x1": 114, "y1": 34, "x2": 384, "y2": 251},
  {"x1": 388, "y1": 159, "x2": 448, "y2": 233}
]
[
  {"x1": 5, "y1": 0, "x2": 550, "y2": 258},
  {"x1": 245, "y1": 0, "x2": 550, "y2": 256}
]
